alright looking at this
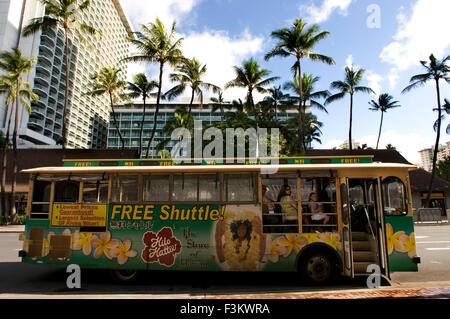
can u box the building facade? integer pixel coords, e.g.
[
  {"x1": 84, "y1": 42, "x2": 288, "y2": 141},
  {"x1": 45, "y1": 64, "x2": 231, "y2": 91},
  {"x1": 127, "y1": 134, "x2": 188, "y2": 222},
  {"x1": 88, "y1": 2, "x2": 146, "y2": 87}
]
[
  {"x1": 419, "y1": 141, "x2": 450, "y2": 172},
  {"x1": 107, "y1": 102, "x2": 299, "y2": 157},
  {"x1": 0, "y1": 0, "x2": 133, "y2": 149}
]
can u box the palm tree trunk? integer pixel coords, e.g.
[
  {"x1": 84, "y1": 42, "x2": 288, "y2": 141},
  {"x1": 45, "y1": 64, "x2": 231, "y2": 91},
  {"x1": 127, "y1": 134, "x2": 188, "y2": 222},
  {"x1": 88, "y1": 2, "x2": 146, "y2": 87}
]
[
  {"x1": 146, "y1": 62, "x2": 164, "y2": 158},
  {"x1": 425, "y1": 79, "x2": 442, "y2": 208},
  {"x1": 349, "y1": 93, "x2": 354, "y2": 151},
  {"x1": 10, "y1": 78, "x2": 20, "y2": 224},
  {"x1": 297, "y1": 58, "x2": 305, "y2": 154},
  {"x1": 376, "y1": 111, "x2": 384, "y2": 150},
  {"x1": 139, "y1": 96, "x2": 147, "y2": 157},
  {"x1": 1, "y1": 104, "x2": 13, "y2": 217},
  {"x1": 109, "y1": 91, "x2": 124, "y2": 150},
  {"x1": 62, "y1": 28, "x2": 70, "y2": 149},
  {"x1": 275, "y1": 103, "x2": 278, "y2": 121},
  {"x1": 187, "y1": 87, "x2": 195, "y2": 125}
]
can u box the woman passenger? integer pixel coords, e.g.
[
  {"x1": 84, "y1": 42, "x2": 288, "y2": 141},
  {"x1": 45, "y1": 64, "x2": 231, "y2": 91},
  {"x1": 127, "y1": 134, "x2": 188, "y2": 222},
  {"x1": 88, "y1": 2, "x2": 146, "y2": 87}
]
[{"x1": 277, "y1": 185, "x2": 298, "y2": 224}]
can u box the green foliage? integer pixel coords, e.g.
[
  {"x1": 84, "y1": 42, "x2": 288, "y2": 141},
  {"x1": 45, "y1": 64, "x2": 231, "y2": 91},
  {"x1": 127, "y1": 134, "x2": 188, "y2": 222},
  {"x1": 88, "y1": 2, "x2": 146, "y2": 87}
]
[
  {"x1": 436, "y1": 156, "x2": 450, "y2": 182},
  {"x1": 0, "y1": 215, "x2": 25, "y2": 225}
]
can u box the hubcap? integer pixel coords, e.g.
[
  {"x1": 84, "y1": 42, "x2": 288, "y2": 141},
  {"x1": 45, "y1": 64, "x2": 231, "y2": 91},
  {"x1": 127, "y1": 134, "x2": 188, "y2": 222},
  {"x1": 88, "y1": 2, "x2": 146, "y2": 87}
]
[{"x1": 307, "y1": 256, "x2": 331, "y2": 282}]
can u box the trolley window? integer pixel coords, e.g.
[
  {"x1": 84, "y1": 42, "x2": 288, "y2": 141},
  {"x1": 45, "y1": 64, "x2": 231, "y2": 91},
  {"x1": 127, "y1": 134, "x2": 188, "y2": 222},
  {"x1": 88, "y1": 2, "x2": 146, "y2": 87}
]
[{"x1": 383, "y1": 177, "x2": 407, "y2": 216}]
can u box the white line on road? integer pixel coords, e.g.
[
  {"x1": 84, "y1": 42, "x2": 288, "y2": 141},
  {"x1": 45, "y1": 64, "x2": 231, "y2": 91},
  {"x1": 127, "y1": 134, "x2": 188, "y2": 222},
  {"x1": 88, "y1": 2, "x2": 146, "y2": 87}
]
[
  {"x1": 426, "y1": 247, "x2": 450, "y2": 251},
  {"x1": 417, "y1": 241, "x2": 450, "y2": 244}
]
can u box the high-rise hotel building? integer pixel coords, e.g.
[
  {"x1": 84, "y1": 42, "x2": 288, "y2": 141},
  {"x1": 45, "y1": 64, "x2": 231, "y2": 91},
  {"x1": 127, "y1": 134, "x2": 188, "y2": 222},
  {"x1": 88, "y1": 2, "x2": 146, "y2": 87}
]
[{"x1": 0, "y1": 0, "x2": 133, "y2": 149}]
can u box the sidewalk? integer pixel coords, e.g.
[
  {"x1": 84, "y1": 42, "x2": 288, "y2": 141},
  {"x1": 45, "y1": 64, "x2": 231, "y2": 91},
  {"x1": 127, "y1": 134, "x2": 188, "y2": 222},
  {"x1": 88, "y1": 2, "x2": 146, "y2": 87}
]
[{"x1": 0, "y1": 225, "x2": 25, "y2": 233}]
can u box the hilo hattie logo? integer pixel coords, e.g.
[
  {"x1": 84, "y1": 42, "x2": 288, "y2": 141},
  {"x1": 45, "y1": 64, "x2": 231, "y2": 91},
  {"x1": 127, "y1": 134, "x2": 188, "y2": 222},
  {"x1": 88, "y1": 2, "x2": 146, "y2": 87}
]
[{"x1": 141, "y1": 227, "x2": 182, "y2": 267}]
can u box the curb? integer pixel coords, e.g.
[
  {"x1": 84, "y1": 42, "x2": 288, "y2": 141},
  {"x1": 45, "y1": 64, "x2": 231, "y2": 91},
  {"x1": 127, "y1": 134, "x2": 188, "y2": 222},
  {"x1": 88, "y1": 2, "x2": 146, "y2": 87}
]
[{"x1": 0, "y1": 226, "x2": 25, "y2": 233}]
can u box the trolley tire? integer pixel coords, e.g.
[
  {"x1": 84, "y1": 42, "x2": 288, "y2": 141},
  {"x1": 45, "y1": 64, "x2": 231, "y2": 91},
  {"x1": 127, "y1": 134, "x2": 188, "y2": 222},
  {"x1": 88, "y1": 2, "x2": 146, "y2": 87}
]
[
  {"x1": 109, "y1": 269, "x2": 139, "y2": 284},
  {"x1": 300, "y1": 250, "x2": 335, "y2": 285}
]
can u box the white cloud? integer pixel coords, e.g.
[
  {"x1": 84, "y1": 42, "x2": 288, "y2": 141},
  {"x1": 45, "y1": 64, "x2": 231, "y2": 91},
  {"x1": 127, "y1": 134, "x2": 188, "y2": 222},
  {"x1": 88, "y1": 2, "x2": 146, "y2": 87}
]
[
  {"x1": 345, "y1": 54, "x2": 353, "y2": 68},
  {"x1": 380, "y1": 0, "x2": 450, "y2": 79},
  {"x1": 120, "y1": 1, "x2": 266, "y2": 102},
  {"x1": 126, "y1": 28, "x2": 265, "y2": 103},
  {"x1": 344, "y1": 54, "x2": 361, "y2": 70},
  {"x1": 180, "y1": 29, "x2": 265, "y2": 102},
  {"x1": 300, "y1": 0, "x2": 354, "y2": 24},
  {"x1": 119, "y1": 0, "x2": 202, "y2": 27},
  {"x1": 366, "y1": 70, "x2": 383, "y2": 96},
  {"x1": 388, "y1": 68, "x2": 399, "y2": 91}
]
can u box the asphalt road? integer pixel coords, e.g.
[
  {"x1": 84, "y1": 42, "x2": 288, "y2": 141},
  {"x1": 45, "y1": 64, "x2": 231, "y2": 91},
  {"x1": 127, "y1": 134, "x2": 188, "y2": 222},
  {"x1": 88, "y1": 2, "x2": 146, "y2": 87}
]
[{"x1": 1, "y1": 224, "x2": 449, "y2": 296}]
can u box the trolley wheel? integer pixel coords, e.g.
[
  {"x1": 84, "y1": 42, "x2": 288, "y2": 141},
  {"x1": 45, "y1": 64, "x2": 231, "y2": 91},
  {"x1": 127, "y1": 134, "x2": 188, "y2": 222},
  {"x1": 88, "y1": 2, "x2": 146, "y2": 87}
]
[
  {"x1": 110, "y1": 269, "x2": 139, "y2": 284},
  {"x1": 300, "y1": 250, "x2": 335, "y2": 285}
]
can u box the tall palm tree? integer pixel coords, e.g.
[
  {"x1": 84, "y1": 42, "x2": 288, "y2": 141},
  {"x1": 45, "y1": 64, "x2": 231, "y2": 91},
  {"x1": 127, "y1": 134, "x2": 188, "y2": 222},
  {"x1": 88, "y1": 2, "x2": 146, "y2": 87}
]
[
  {"x1": 283, "y1": 73, "x2": 329, "y2": 146},
  {"x1": 125, "y1": 18, "x2": 183, "y2": 158},
  {"x1": 225, "y1": 58, "x2": 279, "y2": 120},
  {"x1": 23, "y1": 0, "x2": 100, "y2": 149},
  {"x1": 165, "y1": 57, "x2": 220, "y2": 124},
  {"x1": 85, "y1": 67, "x2": 126, "y2": 150},
  {"x1": 368, "y1": 93, "x2": 401, "y2": 149},
  {"x1": 0, "y1": 49, "x2": 37, "y2": 222},
  {"x1": 402, "y1": 54, "x2": 449, "y2": 207},
  {"x1": 265, "y1": 18, "x2": 335, "y2": 154},
  {"x1": 126, "y1": 73, "x2": 158, "y2": 157},
  {"x1": 325, "y1": 65, "x2": 374, "y2": 151},
  {"x1": 0, "y1": 76, "x2": 37, "y2": 217}
]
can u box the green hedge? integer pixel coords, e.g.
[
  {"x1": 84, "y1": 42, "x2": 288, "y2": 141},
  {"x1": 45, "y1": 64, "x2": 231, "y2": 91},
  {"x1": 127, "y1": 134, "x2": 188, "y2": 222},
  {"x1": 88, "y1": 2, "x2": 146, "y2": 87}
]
[{"x1": 0, "y1": 215, "x2": 26, "y2": 225}]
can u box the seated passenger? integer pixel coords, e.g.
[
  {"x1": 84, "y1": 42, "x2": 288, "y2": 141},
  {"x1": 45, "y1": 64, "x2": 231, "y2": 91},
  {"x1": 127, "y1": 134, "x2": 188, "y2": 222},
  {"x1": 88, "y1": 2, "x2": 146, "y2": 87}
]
[
  {"x1": 277, "y1": 185, "x2": 298, "y2": 224},
  {"x1": 309, "y1": 192, "x2": 330, "y2": 224}
]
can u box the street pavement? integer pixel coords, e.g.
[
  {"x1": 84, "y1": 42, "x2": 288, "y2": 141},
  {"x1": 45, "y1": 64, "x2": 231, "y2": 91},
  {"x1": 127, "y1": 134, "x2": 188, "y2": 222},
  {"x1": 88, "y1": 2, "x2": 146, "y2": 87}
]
[{"x1": 1, "y1": 224, "x2": 450, "y2": 299}]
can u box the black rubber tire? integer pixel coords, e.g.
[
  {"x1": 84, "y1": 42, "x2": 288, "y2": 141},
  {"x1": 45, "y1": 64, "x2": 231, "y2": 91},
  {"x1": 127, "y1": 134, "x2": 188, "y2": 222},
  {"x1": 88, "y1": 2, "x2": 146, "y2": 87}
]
[
  {"x1": 300, "y1": 250, "x2": 335, "y2": 285},
  {"x1": 110, "y1": 269, "x2": 139, "y2": 284}
]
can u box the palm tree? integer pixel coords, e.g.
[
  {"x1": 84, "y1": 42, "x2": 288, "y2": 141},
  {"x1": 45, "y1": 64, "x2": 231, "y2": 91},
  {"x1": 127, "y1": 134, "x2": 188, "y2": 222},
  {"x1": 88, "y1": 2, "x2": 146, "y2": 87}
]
[
  {"x1": 125, "y1": 18, "x2": 183, "y2": 158},
  {"x1": 0, "y1": 76, "x2": 37, "y2": 217},
  {"x1": 283, "y1": 73, "x2": 329, "y2": 146},
  {"x1": 210, "y1": 89, "x2": 231, "y2": 119},
  {"x1": 263, "y1": 86, "x2": 290, "y2": 121},
  {"x1": 225, "y1": 58, "x2": 279, "y2": 120},
  {"x1": 402, "y1": 54, "x2": 449, "y2": 207},
  {"x1": 126, "y1": 73, "x2": 158, "y2": 157},
  {"x1": 265, "y1": 18, "x2": 335, "y2": 154},
  {"x1": 325, "y1": 65, "x2": 374, "y2": 151},
  {"x1": 85, "y1": 67, "x2": 126, "y2": 150},
  {"x1": 0, "y1": 49, "x2": 37, "y2": 222},
  {"x1": 165, "y1": 57, "x2": 220, "y2": 124},
  {"x1": 23, "y1": 0, "x2": 100, "y2": 149},
  {"x1": 368, "y1": 93, "x2": 401, "y2": 149},
  {"x1": 0, "y1": 76, "x2": 16, "y2": 217},
  {"x1": 156, "y1": 108, "x2": 194, "y2": 156}
]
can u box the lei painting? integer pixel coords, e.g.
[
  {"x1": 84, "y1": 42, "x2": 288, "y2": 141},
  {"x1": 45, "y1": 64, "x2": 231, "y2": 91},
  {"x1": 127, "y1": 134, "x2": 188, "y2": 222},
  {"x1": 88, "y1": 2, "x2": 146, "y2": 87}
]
[{"x1": 215, "y1": 206, "x2": 267, "y2": 271}]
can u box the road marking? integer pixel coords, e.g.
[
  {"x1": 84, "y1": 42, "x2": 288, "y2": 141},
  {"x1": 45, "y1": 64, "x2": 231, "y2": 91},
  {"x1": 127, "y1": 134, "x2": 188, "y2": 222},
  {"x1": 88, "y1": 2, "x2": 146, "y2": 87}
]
[
  {"x1": 416, "y1": 236, "x2": 429, "y2": 239},
  {"x1": 417, "y1": 241, "x2": 450, "y2": 244},
  {"x1": 426, "y1": 247, "x2": 450, "y2": 251}
]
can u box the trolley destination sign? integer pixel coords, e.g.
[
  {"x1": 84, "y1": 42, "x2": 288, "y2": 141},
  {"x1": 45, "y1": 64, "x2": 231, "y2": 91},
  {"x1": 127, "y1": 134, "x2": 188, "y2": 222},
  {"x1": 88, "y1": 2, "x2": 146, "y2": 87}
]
[{"x1": 63, "y1": 156, "x2": 373, "y2": 167}]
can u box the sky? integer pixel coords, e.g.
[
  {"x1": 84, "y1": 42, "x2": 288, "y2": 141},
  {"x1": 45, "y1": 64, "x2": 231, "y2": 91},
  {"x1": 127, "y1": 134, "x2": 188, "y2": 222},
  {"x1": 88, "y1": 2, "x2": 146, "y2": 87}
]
[{"x1": 119, "y1": 0, "x2": 450, "y2": 165}]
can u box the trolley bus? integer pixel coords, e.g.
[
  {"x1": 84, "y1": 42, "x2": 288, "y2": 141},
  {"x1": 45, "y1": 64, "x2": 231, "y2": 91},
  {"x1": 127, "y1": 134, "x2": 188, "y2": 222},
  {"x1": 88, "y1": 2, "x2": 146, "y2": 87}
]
[{"x1": 19, "y1": 156, "x2": 420, "y2": 284}]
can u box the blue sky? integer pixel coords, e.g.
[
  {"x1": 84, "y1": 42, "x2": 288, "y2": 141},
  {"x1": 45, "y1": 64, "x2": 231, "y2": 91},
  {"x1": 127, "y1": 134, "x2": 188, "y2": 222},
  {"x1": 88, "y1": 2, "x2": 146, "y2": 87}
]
[{"x1": 119, "y1": 0, "x2": 450, "y2": 165}]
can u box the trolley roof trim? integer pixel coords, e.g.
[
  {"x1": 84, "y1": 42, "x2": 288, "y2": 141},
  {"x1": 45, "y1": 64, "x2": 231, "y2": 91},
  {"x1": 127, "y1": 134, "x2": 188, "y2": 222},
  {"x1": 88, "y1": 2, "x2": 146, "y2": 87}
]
[{"x1": 22, "y1": 162, "x2": 417, "y2": 175}]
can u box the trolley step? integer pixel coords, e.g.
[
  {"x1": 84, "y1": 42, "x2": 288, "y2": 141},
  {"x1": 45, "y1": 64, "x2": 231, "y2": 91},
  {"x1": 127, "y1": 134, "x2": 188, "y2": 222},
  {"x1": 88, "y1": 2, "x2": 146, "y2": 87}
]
[
  {"x1": 354, "y1": 262, "x2": 373, "y2": 274},
  {"x1": 353, "y1": 251, "x2": 377, "y2": 262}
]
